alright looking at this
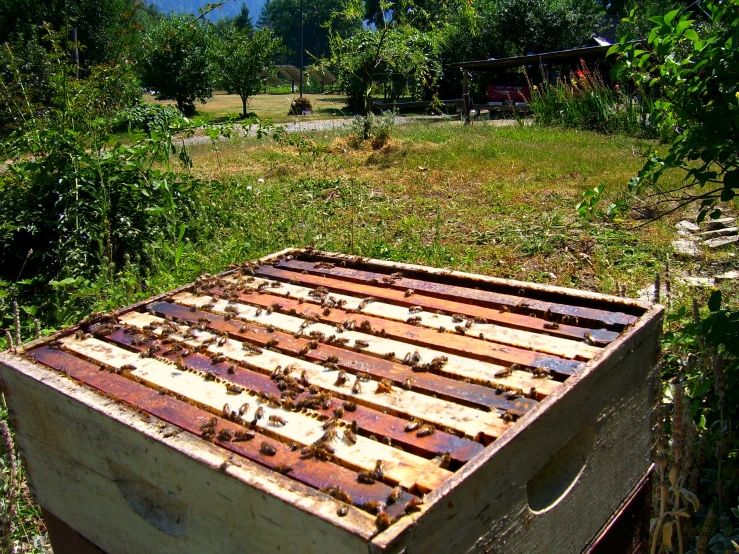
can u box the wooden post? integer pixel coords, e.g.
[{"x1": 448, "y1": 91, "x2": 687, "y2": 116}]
[{"x1": 462, "y1": 69, "x2": 471, "y2": 125}]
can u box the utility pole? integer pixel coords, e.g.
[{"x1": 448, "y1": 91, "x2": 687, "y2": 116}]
[{"x1": 299, "y1": 0, "x2": 304, "y2": 98}]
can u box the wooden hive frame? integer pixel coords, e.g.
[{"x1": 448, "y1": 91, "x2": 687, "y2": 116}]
[{"x1": 0, "y1": 248, "x2": 663, "y2": 553}]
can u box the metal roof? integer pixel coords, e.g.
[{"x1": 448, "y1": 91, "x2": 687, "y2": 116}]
[{"x1": 450, "y1": 44, "x2": 613, "y2": 71}]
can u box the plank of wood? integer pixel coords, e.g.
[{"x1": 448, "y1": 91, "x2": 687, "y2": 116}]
[
  {"x1": 30, "y1": 346, "x2": 417, "y2": 520},
  {"x1": 171, "y1": 292, "x2": 561, "y2": 397},
  {"x1": 106, "y1": 328, "x2": 484, "y2": 466},
  {"x1": 250, "y1": 266, "x2": 615, "y2": 350},
  {"x1": 275, "y1": 259, "x2": 638, "y2": 329},
  {"x1": 0, "y1": 352, "x2": 375, "y2": 553},
  {"x1": 118, "y1": 311, "x2": 507, "y2": 442},
  {"x1": 370, "y1": 305, "x2": 663, "y2": 553},
  {"x1": 229, "y1": 274, "x2": 601, "y2": 360},
  {"x1": 59, "y1": 334, "x2": 452, "y2": 493},
  {"x1": 148, "y1": 299, "x2": 536, "y2": 412},
  {"x1": 204, "y1": 288, "x2": 583, "y2": 378}
]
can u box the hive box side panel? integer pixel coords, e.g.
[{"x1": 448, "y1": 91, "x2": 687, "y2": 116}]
[
  {"x1": 0, "y1": 355, "x2": 369, "y2": 554},
  {"x1": 373, "y1": 308, "x2": 662, "y2": 554}
]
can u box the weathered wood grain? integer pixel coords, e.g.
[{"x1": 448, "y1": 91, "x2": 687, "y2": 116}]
[
  {"x1": 249, "y1": 267, "x2": 613, "y2": 350},
  {"x1": 58, "y1": 333, "x2": 452, "y2": 493},
  {"x1": 172, "y1": 292, "x2": 563, "y2": 395},
  {"x1": 369, "y1": 305, "x2": 663, "y2": 553},
  {"x1": 0, "y1": 353, "x2": 375, "y2": 554},
  {"x1": 147, "y1": 299, "x2": 535, "y2": 412}
]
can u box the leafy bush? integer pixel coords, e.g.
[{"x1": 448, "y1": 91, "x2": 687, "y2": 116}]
[
  {"x1": 349, "y1": 111, "x2": 395, "y2": 148},
  {"x1": 528, "y1": 61, "x2": 658, "y2": 137},
  {"x1": 607, "y1": 1, "x2": 739, "y2": 221},
  {"x1": 288, "y1": 97, "x2": 313, "y2": 115},
  {"x1": 0, "y1": 27, "x2": 206, "y2": 338},
  {"x1": 655, "y1": 290, "x2": 739, "y2": 552},
  {"x1": 112, "y1": 103, "x2": 186, "y2": 133}
]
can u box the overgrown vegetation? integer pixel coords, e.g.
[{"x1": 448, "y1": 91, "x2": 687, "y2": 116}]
[{"x1": 529, "y1": 61, "x2": 658, "y2": 138}]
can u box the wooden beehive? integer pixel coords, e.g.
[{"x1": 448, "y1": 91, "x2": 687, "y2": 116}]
[{"x1": 0, "y1": 249, "x2": 663, "y2": 554}]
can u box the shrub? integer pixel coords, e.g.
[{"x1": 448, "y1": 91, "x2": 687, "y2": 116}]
[
  {"x1": 528, "y1": 61, "x2": 658, "y2": 138},
  {"x1": 288, "y1": 97, "x2": 313, "y2": 116},
  {"x1": 112, "y1": 103, "x2": 186, "y2": 133},
  {"x1": 348, "y1": 111, "x2": 396, "y2": 149}
]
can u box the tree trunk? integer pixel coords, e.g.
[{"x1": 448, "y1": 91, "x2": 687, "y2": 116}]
[{"x1": 242, "y1": 96, "x2": 247, "y2": 118}]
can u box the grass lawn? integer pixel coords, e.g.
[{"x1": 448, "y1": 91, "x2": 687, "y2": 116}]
[
  {"x1": 144, "y1": 91, "x2": 351, "y2": 123},
  {"x1": 179, "y1": 120, "x2": 736, "y2": 302}
]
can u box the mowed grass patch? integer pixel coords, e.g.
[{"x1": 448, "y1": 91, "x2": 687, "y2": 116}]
[
  {"x1": 144, "y1": 92, "x2": 350, "y2": 123},
  {"x1": 176, "y1": 121, "x2": 715, "y2": 297}
]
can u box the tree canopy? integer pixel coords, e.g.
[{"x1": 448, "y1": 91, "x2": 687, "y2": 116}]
[
  {"x1": 139, "y1": 14, "x2": 214, "y2": 115},
  {"x1": 258, "y1": 0, "x2": 360, "y2": 65},
  {"x1": 213, "y1": 27, "x2": 281, "y2": 117}
]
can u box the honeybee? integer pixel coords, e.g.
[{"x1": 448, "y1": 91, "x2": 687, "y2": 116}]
[
  {"x1": 344, "y1": 430, "x2": 357, "y2": 445},
  {"x1": 351, "y1": 380, "x2": 362, "y2": 395},
  {"x1": 364, "y1": 500, "x2": 386, "y2": 514},
  {"x1": 532, "y1": 367, "x2": 551, "y2": 379},
  {"x1": 321, "y1": 486, "x2": 353, "y2": 504},
  {"x1": 217, "y1": 336, "x2": 228, "y2": 347},
  {"x1": 404, "y1": 498, "x2": 423, "y2": 513},
  {"x1": 404, "y1": 419, "x2": 420, "y2": 433},
  {"x1": 120, "y1": 364, "x2": 137, "y2": 371},
  {"x1": 408, "y1": 306, "x2": 423, "y2": 314},
  {"x1": 337, "y1": 506, "x2": 349, "y2": 517},
  {"x1": 211, "y1": 355, "x2": 226, "y2": 365},
  {"x1": 502, "y1": 412, "x2": 517, "y2": 422},
  {"x1": 584, "y1": 332, "x2": 596, "y2": 346},
  {"x1": 321, "y1": 429, "x2": 338, "y2": 442},
  {"x1": 387, "y1": 487, "x2": 403, "y2": 505},
  {"x1": 499, "y1": 305, "x2": 510, "y2": 313},
  {"x1": 232, "y1": 430, "x2": 255, "y2": 442},
  {"x1": 437, "y1": 326, "x2": 446, "y2": 333},
  {"x1": 417, "y1": 424, "x2": 435, "y2": 437},
  {"x1": 354, "y1": 340, "x2": 369, "y2": 348},
  {"x1": 543, "y1": 321, "x2": 560, "y2": 330},
  {"x1": 343, "y1": 401, "x2": 357, "y2": 412},
  {"x1": 495, "y1": 367, "x2": 513, "y2": 378},
  {"x1": 275, "y1": 463, "x2": 293, "y2": 474},
  {"x1": 227, "y1": 365, "x2": 236, "y2": 375},
  {"x1": 217, "y1": 428, "x2": 233, "y2": 442},
  {"x1": 357, "y1": 471, "x2": 376, "y2": 484},
  {"x1": 260, "y1": 442, "x2": 277, "y2": 456},
  {"x1": 269, "y1": 415, "x2": 287, "y2": 426},
  {"x1": 406, "y1": 316, "x2": 422, "y2": 326},
  {"x1": 255, "y1": 406, "x2": 264, "y2": 420},
  {"x1": 200, "y1": 417, "x2": 217, "y2": 431},
  {"x1": 375, "y1": 511, "x2": 392, "y2": 531},
  {"x1": 335, "y1": 371, "x2": 349, "y2": 386},
  {"x1": 437, "y1": 452, "x2": 451, "y2": 469},
  {"x1": 226, "y1": 384, "x2": 244, "y2": 394},
  {"x1": 375, "y1": 379, "x2": 394, "y2": 394},
  {"x1": 373, "y1": 460, "x2": 385, "y2": 480},
  {"x1": 404, "y1": 289, "x2": 415, "y2": 298},
  {"x1": 454, "y1": 326, "x2": 467, "y2": 336}
]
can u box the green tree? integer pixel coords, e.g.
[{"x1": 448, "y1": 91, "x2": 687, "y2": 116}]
[
  {"x1": 606, "y1": 1, "x2": 739, "y2": 222},
  {"x1": 326, "y1": 2, "x2": 443, "y2": 116},
  {"x1": 139, "y1": 14, "x2": 214, "y2": 115},
  {"x1": 213, "y1": 27, "x2": 281, "y2": 117},
  {"x1": 258, "y1": 0, "x2": 360, "y2": 65},
  {"x1": 234, "y1": 3, "x2": 255, "y2": 32},
  {"x1": 0, "y1": 0, "x2": 142, "y2": 68}
]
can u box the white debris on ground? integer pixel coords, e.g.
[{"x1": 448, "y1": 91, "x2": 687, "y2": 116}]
[{"x1": 662, "y1": 215, "x2": 738, "y2": 291}]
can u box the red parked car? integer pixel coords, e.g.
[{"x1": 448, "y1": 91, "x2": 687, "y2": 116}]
[{"x1": 487, "y1": 84, "x2": 531, "y2": 105}]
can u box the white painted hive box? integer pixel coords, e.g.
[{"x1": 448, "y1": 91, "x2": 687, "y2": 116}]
[{"x1": 0, "y1": 249, "x2": 663, "y2": 553}]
